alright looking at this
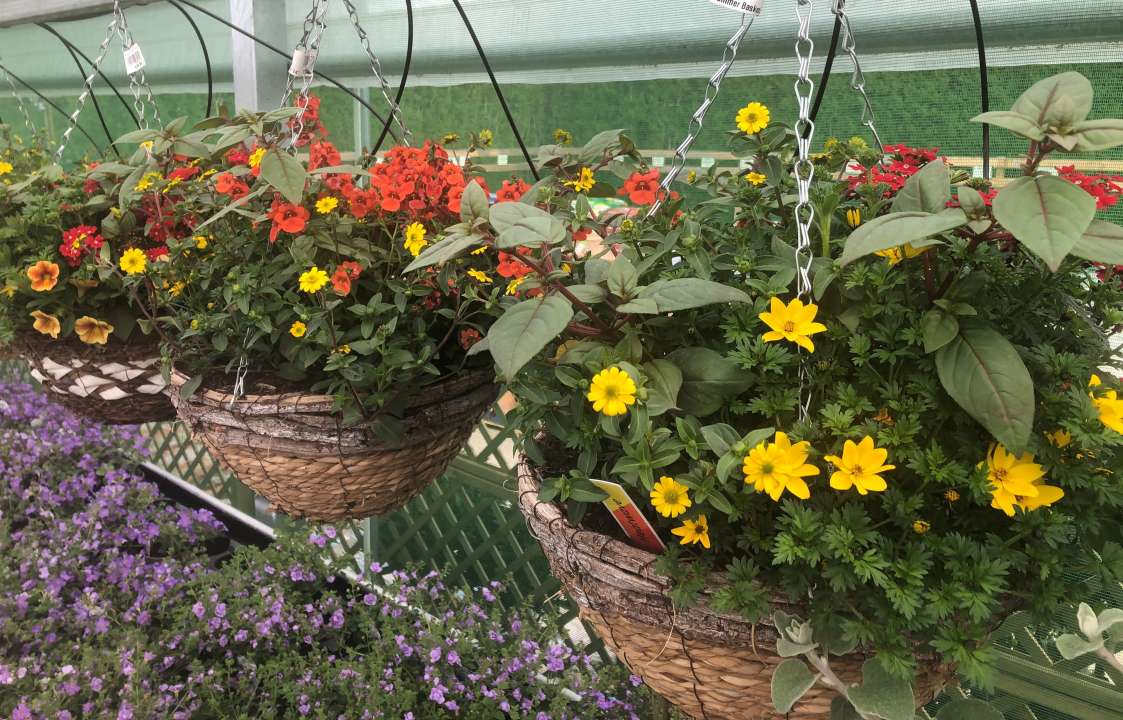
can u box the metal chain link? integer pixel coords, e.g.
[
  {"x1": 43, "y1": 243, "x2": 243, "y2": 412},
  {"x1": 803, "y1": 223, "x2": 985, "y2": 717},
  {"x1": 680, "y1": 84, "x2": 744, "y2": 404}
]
[
  {"x1": 283, "y1": 0, "x2": 330, "y2": 149},
  {"x1": 793, "y1": 0, "x2": 817, "y2": 422},
  {"x1": 114, "y1": 1, "x2": 161, "y2": 130},
  {"x1": 645, "y1": 9, "x2": 758, "y2": 219},
  {"x1": 0, "y1": 65, "x2": 37, "y2": 138},
  {"x1": 341, "y1": 0, "x2": 410, "y2": 146},
  {"x1": 55, "y1": 13, "x2": 119, "y2": 162},
  {"x1": 833, "y1": 0, "x2": 883, "y2": 153}
]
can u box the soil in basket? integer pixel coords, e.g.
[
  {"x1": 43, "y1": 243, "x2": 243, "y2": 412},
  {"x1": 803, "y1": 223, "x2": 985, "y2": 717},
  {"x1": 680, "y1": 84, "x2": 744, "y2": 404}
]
[
  {"x1": 538, "y1": 441, "x2": 640, "y2": 548},
  {"x1": 16, "y1": 331, "x2": 163, "y2": 362}
]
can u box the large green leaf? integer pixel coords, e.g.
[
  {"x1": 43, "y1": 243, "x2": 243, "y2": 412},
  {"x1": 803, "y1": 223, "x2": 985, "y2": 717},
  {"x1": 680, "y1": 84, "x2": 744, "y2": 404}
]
[
  {"x1": 403, "y1": 234, "x2": 478, "y2": 272},
  {"x1": 490, "y1": 202, "x2": 565, "y2": 248},
  {"x1": 459, "y1": 180, "x2": 489, "y2": 222},
  {"x1": 935, "y1": 325, "x2": 1035, "y2": 452},
  {"x1": 1011, "y1": 71, "x2": 1094, "y2": 128},
  {"x1": 1071, "y1": 219, "x2": 1123, "y2": 265},
  {"x1": 936, "y1": 699, "x2": 1005, "y2": 720},
  {"x1": 847, "y1": 659, "x2": 915, "y2": 720},
  {"x1": 771, "y1": 659, "x2": 818, "y2": 714},
  {"x1": 487, "y1": 295, "x2": 573, "y2": 381},
  {"x1": 970, "y1": 110, "x2": 1046, "y2": 141},
  {"x1": 667, "y1": 347, "x2": 751, "y2": 416},
  {"x1": 642, "y1": 359, "x2": 682, "y2": 416},
  {"x1": 829, "y1": 698, "x2": 864, "y2": 720},
  {"x1": 1070, "y1": 118, "x2": 1123, "y2": 152},
  {"x1": 636, "y1": 278, "x2": 750, "y2": 312},
  {"x1": 921, "y1": 309, "x2": 959, "y2": 354},
  {"x1": 259, "y1": 149, "x2": 308, "y2": 204},
  {"x1": 839, "y1": 209, "x2": 965, "y2": 267},
  {"x1": 992, "y1": 174, "x2": 1097, "y2": 271},
  {"x1": 890, "y1": 160, "x2": 951, "y2": 214}
]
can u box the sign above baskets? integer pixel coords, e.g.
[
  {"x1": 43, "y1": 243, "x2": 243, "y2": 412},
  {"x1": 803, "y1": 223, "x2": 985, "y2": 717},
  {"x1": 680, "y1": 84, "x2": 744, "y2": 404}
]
[{"x1": 709, "y1": 0, "x2": 765, "y2": 15}]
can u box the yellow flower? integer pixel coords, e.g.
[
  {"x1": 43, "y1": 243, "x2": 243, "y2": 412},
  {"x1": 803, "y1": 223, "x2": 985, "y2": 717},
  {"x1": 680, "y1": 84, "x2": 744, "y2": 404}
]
[
  {"x1": 139, "y1": 140, "x2": 154, "y2": 152},
  {"x1": 30, "y1": 310, "x2": 60, "y2": 339},
  {"x1": 0, "y1": 161, "x2": 12, "y2": 176},
  {"x1": 1089, "y1": 374, "x2": 1102, "y2": 388},
  {"x1": 759, "y1": 297, "x2": 828, "y2": 353},
  {"x1": 984, "y1": 444, "x2": 1063, "y2": 516},
  {"x1": 744, "y1": 171, "x2": 766, "y2": 186},
  {"x1": 403, "y1": 222, "x2": 428, "y2": 257},
  {"x1": 506, "y1": 276, "x2": 526, "y2": 296},
  {"x1": 1092, "y1": 390, "x2": 1123, "y2": 434},
  {"x1": 169, "y1": 281, "x2": 186, "y2": 297},
  {"x1": 335, "y1": 344, "x2": 351, "y2": 355},
  {"x1": 195, "y1": 235, "x2": 209, "y2": 250},
  {"x1": 944, "y1": 489, "x2": 960, "y2": 503},
  {"x1": 471, "y1": 246, "x2": 488, "y2": 255},
  {"x1": 912, "y1": 520, "x2": 931, "y2": 535},
  {"x1": 119, "y1": 248, "x2": 147, "y2": 275},
  {"x1": 565, "y1": 167, "x2": 596, "y2": 193},
  {"x1": 742, "y1": 431, "x2": 820, "y2": 502},
  {"x1": 441, "y1": 133, "x2": 461, "y2": 145},
  {"x1": 553, "y1": 128, "x2": 573, "y2": 146},
  {"x1": 478, "y1": 129, "x2": 494, "y2": 147},
  {"x1": 686, "y1": 170, "x2": 698, "y2": 184},
  {"x1": 201, "y1": 168, "x2": 218, "y2": 179},
  {"x1": 824, "y1": 436, "x2": 895, "y2": 495},
  {"x1": 289, "y1": 321, "x2": 307, "y2": 338},
  {"x1": 315, "y1": 196, "x2": 339, "y2": 214},
  {"x1": 248, "y1": 147, "x2": 266, "y2": 168},
  {"x1": 162, "y1": 176, "x2": 182, "y2": 193},
  {"x1": 467, "y1": 269, "x2": 492, "y2": 283},
  {"x1": 671, "y1": 515, "x2": 711, "y2": 549},
  {"x1": 1046, "y1": 429, "x2": 1072, "y2": 448},
  {"x1": 133, "y1": 171, "x2": 162, "y2": 192},
  {"x1": 74, "y1": 316, "x2": 113, "y2": 345},
  {"x1": 2, "y1": 285, "x2": 16, "y2": 298},
  {"x1": 736, "y1": 101, "x2": 770, "y2": 134},
  {"x1": 876, "y1": 243, "x2": 927, "y2": 265},
  {"x1": 650, "y1": 476, "x2": 692, "y2": 518},
  {"x1": 845, "y1": 208, "x2": 862, "y2": 227},
  {"x1": 586, "y1": 366, "x2": 637, "y2": 417},
  {"x1": 298, "y1": 266, "x2": 330, "y2": 294}
]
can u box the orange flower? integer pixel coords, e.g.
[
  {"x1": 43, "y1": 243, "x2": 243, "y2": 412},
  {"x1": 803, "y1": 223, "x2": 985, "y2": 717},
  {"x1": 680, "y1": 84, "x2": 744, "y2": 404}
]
[
  {"x1": 74, "y1": 316, "x2": 113, "y2": 345},
  {"x1": 267, "y1": 200, "x2": 310, "y2": 243},
  {"x1": 619, "y1": 169, "x2": 663, "y2": 206},
  {"x1": 27, "y1": 261, "x2": 60, "y2": 292},
  {"x1": 214, "y1": 172, "x2": 250, "y2": 199},
  {"x1": 331, "y1": 267, "x2": 352, "y2": 296},
  {"x1": 496, "y1": 178, "x2": 530, "y2": 202},
  {"x1": 30, "y1": 310, "x2": 60, "y2": 339}
]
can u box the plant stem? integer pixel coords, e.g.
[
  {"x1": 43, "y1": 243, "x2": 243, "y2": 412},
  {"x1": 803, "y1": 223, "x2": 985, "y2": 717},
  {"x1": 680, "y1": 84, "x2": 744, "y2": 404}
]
[
  {"x1": 1096, "y1": 645, "x2": 1123, "y2": 676},
  {"x1": 515, "y1": 252, "x2": 615, "y2": 335}
]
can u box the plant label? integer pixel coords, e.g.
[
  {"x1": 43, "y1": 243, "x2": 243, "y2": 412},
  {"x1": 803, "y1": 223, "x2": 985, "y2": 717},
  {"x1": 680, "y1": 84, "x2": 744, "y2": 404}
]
[
  {"x1": 709, "y1": 0, "x2": 765, "y2": 15},
  {"x1": 123, "y1": 44, "x2": 146, "y2": 75},
  {"x1": 590, "y1": 479, "x2": 666, "y2": 554}
]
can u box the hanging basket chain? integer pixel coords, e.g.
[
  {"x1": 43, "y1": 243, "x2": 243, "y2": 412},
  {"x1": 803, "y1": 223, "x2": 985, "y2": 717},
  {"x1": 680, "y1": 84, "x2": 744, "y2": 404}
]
[
  {"x1": 645, "y1": 9, "x2": 758, "y2": 219},
  {"x1": 793, "y1": 0, "x2": 817, "y2": 422},
  {"x1": 113, "y1": 1, "x2": 161, "y2": 130},
  {"x1": 283, "y1": 0, "x2": 330, "y2": 149},
  {"x1": 341, "y1": 0, "x2": 410, "y2": 146},
  {"x1": 0, "y1": 64, "x2": 38, "y2": 138},
  {"x1": 833, "y1": 0, "x2": 883, "y2": 153},
  {"x1": 54, "y1": 13, "x2": 119, "y2": 162}
]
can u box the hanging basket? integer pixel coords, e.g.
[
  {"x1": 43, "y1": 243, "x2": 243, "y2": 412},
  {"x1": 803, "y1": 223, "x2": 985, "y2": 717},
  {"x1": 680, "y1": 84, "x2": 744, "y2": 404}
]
[
  {"x1": 169, "y1": 369, "x2": 497, "y2": 521},
  {"x1": 517, "y1": 458, "x2": 954, "y2": 720},
  {"x1": 13, "y1": 332, "x2": 175, "y2": 425}
]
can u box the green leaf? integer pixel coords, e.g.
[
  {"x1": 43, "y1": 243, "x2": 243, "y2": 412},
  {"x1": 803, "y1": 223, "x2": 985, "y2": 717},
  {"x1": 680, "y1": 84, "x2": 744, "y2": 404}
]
[
  {"x1": 839, "y1": 210, "x2": 965, "y2": 267},
  {"x1": 636, "y1": 278, "x2": 751, "y2": 312},
  {"x1": 114, "y1": 128, "x2": 161, "y2": 145},
  {"x1": 1071, "y1": 219, "x2": 1123, "y2": 265},
  {"x1": 615, "y1": 298, "x2": 660, "y2": 314},
  {"x1": 403, "y1": 234, "x2": 477, "y2": 272},
  {"x1": 1011, "y1": 71, "x2": 1094, "y2": 128},
  {"x1": 771, "y1": 659, "x2": 818, "y2": 714},
  {"x1": 701, "y1": 423, "x2": 741, "y2": 456},
  {"x1": 460, "y1": 180, "x2": 489, "y2": 222},
  {"x1": 958, "y1": 187, "x2": 993, "y2": 234},
  {"x1": 667, "y1": 347, "x2": 751, "y2": 416},
  {"x1": 829, "y1": 697, "x2": 864, "y2": 720},
  {"x1": 776, "y1": 637, "x2": 817, "y2": 657},
  {"x1": 487, "y1": 295, "x2": 573, "y2": 381},
  {"x1": 935, "y1": 325, "x2": 1035, "y2": 452},
  {"x1": 171, "y1": 138, "x2": 211, "y2": 159},
  {"x1": 890, "y1": 160, "x2": 952, "y2": 214},
  {"x1": 921, "y1": 309, "x2": 959, "y2": 354},
  {"x1": 1055, "y1": 633, "x2": 1104, "y2": 660},
  {"x1": 259, "y1": 149, "x2": 308, "y2": 204},
  {"x1": 606, "y1": 256, "x2": 639, "y2": 297},
  {"x1": 565, "y1": 284, "x2": 608, "y2": 304},
  {"x1": 1070, "y1": 118, "x2": 1123, "y2": 152},
  {"x1": 970, "y1": 111, "x2": 1046, "y2": 141},
  {"x1": 179, "y1": 374, "x2": 204, "y2": 399},
  {"x1": 993, "y1": 174, "x2": 1097, "y2": 271},
  {"x1": 1098, "y1": 608, "x2": 1123, "y2": 634},
  {"x1": 936, "y1": 699, "x2": 1005, "y2": 720},
  {"x1": 814, "y1": 623, "x2": 860, "y2": 656},
  {"x1": 490, "y1": 202, "x2": 565, "y2": 248},
  {"x1": 193, "y1": 185, "x2": 266, "y2": 231},
  {"x1": 642, "y1": 359, "x2": 682, "y2": 416},
  {"x1": 847, "y1": 659, "x2": 915, "y2": 720}
]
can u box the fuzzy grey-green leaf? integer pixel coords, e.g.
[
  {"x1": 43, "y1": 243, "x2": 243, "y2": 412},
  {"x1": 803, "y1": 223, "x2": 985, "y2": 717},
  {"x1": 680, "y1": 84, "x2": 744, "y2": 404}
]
[
  {"x1": 936, "y1": 699, "x2": 1005, "y2": 720},
  {"x1": 890, "y1": 160, "x2": 952, "y2": 214},
  {"x1": 259, "y1": 149, "x2": 308, "y2": 204},
  {"x1": 839, "y1": 210, "x2": 965, "y2": 267},
  {"x1": 847, "y1": 659, "x2": 915, "y2": 720},
  {"x1": 771, "y1": 659, "x2": 818, "y2": 714},
  {"x1": 970, "y1": 110, "x2": 1046, "y2": 141},
  {"x1": 637, "y1": 278, "x2": 751, "y2": 312},
  {"x1": 1071, "y1": 219, "x2": 1123, "y2": 265},
  {"x1": 993, "y1": 174, "x2": 1097, "y2": 271},
  {"x1": 487, "y1": 295, "x2": 573, "y2": 381}
]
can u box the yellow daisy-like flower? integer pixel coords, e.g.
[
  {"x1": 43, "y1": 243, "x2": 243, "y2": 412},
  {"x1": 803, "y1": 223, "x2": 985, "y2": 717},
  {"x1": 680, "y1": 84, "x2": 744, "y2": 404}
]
[
  {"x1": 1046, "y1": 429, "x2": 1072, "y2": 448},
  {"x1": 912, "y1": 520, "x2": 931, "y2": 535},
  {"x1": 470, "y1": 246, "x2": 488, "y2": 255},
  {"x1": 195, "y1": 235, "x2": 209, "y2": 250},
  {"x1": 441, "y1": 133, "x2": 461, "y2": 145},
  {"x1": 759, "y1": 297, "x2": 828, "y2": 353},
  {"x1": 736, "y1": 101, "x2": 770, "y2": 135},
  {"x1": 248, "y1": 147, "x2": 266, "y2": 168},
  {"x1": 298, "y1": 266, "x2": 330, "y2": 294},
  {"x1": 466, "y1": 269, "x2": 492, "y2": 283},
  {"x1": 671, "y1": 515, "x2": 711, "y2": 549},
  {"x1": 845, "y1": 208, "x2": 862, "y2": 228},
  {"x1": 984, "y1": 444, "x2": 1062, "y2": 516},
  {"x1": 478, "y1": 129, "x2": 494, "y2": 147},
  {"x1": 30, "y1": 310, "x2": 61, "y2": 339},
  {"x1": 119, "y1": 248, "x2": 148, "y2": 275},
  {"x1": 742, "y1": 432, "x2": 819, "y2": 502},
  {"x1": 74, "y1": 316, "x2": 113, "y2": 345},
  {"x1": 506, "y1": 276, "x2": 526, "y2": 296},
  {"x1": 1092, "y1": 390, "x2": 1123, "y2": 434},
  {"x1": 133, "y1": 171, "x2": 163, "y2": 192},
  {"x1": 162, "y1": 177, "x2": 182, "y2": 193},
  {"x1": 565, "y1": 167, "x2": 596, "y2": 193},
  {"x1": 553, "y1": 128, "x2": 574, "y2": 146},
  {"x1": 944, "y1": 489, "x2": 960, "y2": 503},
  {"x1": 0, "y1": 161, "x2": 12, "y2": 176},
  {"x1": 169, "y1": 281, "x2": 187, "y2": 297},
  {"x1": 824, "y1": 436, "x2": 895, "y2": 495},
  {"x1": 744, "y1": 171, "x2": 766, "y2": 186},
  {"x1": 1089, "y1": 374, "x2": 1102, "y2": 388},
  {"x1": 335, "y1": 344, "x2": 351, "y2": 355},
  {"x1": 650, "y1": 476, "x2": 692, "y2": 518},
  {"x1": 289, "y1": 321, "x2": 307, "y2": 338},
  {"x1": 315, "y1": 196, "x2": 339, "y2": 214},
  {"x1": 876, "y1": 243, "x2": 927, "y2": 266},
  {"x1": 586, "y1": 366, "x2": 637, "y2": 417},
  {"x1": 139, "y1": 140, "x2": 154, "y2": 152},
  {"x1": 403, "y1": 222, "x2": 428, "y2": 257},
  {"x1": 686, "y1": 170, "x2": 698, "y2": 184}
]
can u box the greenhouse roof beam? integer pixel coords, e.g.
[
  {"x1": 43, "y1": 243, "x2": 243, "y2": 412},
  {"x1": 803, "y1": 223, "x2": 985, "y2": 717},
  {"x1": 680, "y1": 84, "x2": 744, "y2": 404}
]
[{"x1": 0, "y1": 0, "x2": 150, "y2": 27}]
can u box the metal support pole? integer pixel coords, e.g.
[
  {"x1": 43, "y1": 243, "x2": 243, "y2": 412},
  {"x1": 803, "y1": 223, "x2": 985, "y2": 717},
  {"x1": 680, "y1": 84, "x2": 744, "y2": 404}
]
[
  {"x1": 228, "y1": 0, "x2": 287, "y2": 112},
  {"x1": 352, "y1": 85, "x2": 371, "y2": 157}
]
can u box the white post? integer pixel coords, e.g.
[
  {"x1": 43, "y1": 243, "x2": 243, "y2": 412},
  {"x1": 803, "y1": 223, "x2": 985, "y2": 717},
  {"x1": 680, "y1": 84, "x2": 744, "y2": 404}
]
[{"x1": 228, "y1": 0, "x2": 288, "y2": 112}]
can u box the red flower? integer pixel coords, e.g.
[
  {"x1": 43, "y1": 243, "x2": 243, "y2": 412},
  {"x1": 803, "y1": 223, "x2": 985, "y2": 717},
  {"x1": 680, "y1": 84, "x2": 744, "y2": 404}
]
[
  {"x1": 374, "y1": 179, "x2": 416, "y2": 213},
  {"x1": 1058, "y1": 165, "x2": 1122, "y2": 211},
  {"x1": 459, "y1": 328, "x2": 482, "y2": 350},
  {"x1": 496, "y1": 178, "x2": 530, "y2": 202},
  {"x1": 848, "y1": 145, "x2": 941, "y2": 198},
  {"x1": 146, "y1": 245, "x2": 170, "y2": 262},
  {"x1": 215, "y1": 172, "x2": 250, "y2": 199},
  {"x1": 309, "y1": 141, "x2": 342, "y2": 171},
  {"x1": 331, "y1": 267, "x2": 352, "y2": 296},
  {"x1": 620, "y1": 169, "x2": 663, "y2": 206},
  {"x1": 338, "y1": 260, "x2": 363, "y2": 279},
  {"x1": 225, "y1": 147, "x2": 250, "y2": 166},
  {"x1": 58, "y1": 225, "x2": 104, "y2": 267},
  {"x1": 167, "y1": 165, "x2": 200, "y2": 182},
  {"x1": 267, "y1": 200, "x2": 310, "y2": 243},
  {"x1": 345, "y1": 187, "x2": 377, "y2": 219},
  {"x1": 497, "y1": 247, "x2": 533, "y2": 279}
]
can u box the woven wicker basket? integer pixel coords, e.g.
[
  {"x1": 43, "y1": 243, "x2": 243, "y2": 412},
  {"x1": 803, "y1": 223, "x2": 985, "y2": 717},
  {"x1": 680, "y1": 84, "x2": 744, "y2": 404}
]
[
  {"x1": 13, "y1": 332, "x2": 175, "y2": 425},
  {"x1": 517, "y1": 458, "x2": 954, "y2": 720},
  {"x1": 169, "y1": 369, "x2": 497, "y2": 521}
]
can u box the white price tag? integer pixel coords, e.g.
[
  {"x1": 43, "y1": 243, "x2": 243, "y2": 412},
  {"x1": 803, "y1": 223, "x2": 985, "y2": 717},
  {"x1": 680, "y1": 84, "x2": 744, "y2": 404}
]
[
  {"x1": 709, "y1": 0, "x2": 764, "y2": 14},
  {"x1": 122, "y1": 44, "x2": 146, "y2": 74}
]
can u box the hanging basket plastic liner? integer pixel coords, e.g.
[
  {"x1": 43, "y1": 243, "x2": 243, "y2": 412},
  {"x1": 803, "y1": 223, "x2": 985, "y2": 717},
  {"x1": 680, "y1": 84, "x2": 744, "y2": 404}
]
[
  {"x1": 170, "y1": 369, "x2": 497, "y2": 521},
  {"x1": 14, "y1": 332, "x2": 175, "y2": 425},
  {"x1": 517, "y1": 458, "x2": 954, "y2": 719}
]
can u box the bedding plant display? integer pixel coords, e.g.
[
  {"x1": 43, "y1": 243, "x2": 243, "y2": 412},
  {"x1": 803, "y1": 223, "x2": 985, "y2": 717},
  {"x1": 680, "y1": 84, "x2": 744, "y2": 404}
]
[
  {"x1": 118, "y1": 100, "x2": 500, "y2": 520},
  {"x1": 0, "y1": 127, "x2": 179, "y2": 423},
  {"x1": 404, "y1": 71, "x2": 1123, "y2": 718}
]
